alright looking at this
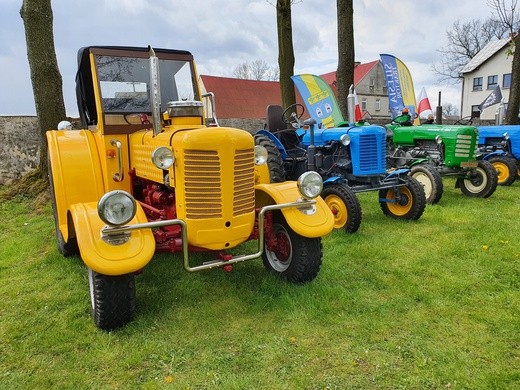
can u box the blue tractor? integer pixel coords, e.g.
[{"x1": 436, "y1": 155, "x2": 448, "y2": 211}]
[
  {"x1": 477, "y1": 124, "x2": 520, "y2": 186},
  {"x1": 255, "y1": 79, "x2": 426, "y2": 234}
]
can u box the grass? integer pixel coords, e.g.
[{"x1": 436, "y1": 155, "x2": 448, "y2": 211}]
[{"x1": 0, "y1": 179, "x2": 519, "y2": 389}]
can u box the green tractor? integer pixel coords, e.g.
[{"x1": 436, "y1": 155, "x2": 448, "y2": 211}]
[{"x1": 386, "y1": 117, "x2": 498, "y2": 204}]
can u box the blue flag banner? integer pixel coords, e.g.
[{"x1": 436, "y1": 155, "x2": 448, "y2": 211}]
[{"x1": 380, "y1": 54, "x2": 417, "y2": 121}]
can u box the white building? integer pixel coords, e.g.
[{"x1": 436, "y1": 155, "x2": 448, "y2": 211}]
[{"x1": 460, "y1": 37, "x2": 512, "y2": 120}]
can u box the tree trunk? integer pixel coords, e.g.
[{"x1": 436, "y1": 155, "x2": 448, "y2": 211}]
[
  {"x1": 506, "y1": 33, "x2": 520, "y2": 124},
  {"x1": 277, "y1": 0, "x2": 296, "y2": 110},
  {"x1": 336, "y1": 0, "x2": 355, "y2": 120},
  {"x1": 20, "y1": 0, "x2": 66, "y2": 180}
]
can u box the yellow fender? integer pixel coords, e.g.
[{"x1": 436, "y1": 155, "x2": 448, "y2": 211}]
[
  {"x1": 47, "y1": 129, "x2": 105, "y2": 242},
  {"x1": 70, "y1": 202, "x2": 156, "y2": 275},
  {"x1": 255, "y1": 182, "x2": 334, "y2": 238}
]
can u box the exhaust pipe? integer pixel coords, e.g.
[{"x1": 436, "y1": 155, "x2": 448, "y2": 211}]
[
  {"x1": 149, "y1": 46, "x2": 162, "y2": 136},
  {"x1": 347, "y1": 84, "x2": 356, "y2": 125}
]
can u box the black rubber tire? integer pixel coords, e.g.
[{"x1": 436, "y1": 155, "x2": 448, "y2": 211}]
[
  {"x1": 88, "y1": 268, "x2": 136, "y2": 330},
  {"x1": 488, "y1": 156, "x2": 517, "y2": 186},
  {"x1": 262, "y1": 212, "x2": 322, "y2": 284},
  {"x1": 460, "y1": 160, "x2": 498, "y2": 198},
  {"x1": 410, "y1": 164, "x2": 444, "y2": 204},
  {"x1": 254, "y1": 134, "x2": 285, "y2": 183},
  {"x1": 48, "y1": 153, "x2": 79, "y2": 257},
  {"x1": 321, "y1": 184, "x2": 362, "y2": 233},
  {"x1": 379, "y1": 175, "x2": 426, "y2": 220}
]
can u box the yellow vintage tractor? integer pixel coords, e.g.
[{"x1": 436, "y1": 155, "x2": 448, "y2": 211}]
[{"x1": 47, "y1": 46, "x2": 334, "y2": 330}]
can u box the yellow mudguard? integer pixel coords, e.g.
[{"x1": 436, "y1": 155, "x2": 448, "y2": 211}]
[
  {"x1": 255, "y1": 182, "x2": 334, "y2": 238},
  {"x1": 70, "y1": 202, "x2": 156, "y2": 275}
]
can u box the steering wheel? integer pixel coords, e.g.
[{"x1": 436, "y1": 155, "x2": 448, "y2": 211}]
[
  {"x1": 282, "y1": 103, "x2": 305, "y2": 128},
  {"x1": 123, "y1": 113, "x2": 151, "y2": 125},
  {"x1": 453, "y1": 116, "x2": 473, "y2": 125}
]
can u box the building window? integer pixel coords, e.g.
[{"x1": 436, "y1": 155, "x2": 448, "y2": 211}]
[
  {"x1": 361, "y1": 98, "x2": 367, "y2": 111},
  {"x1": 473, "y1": 77, "x2": 483, "y2": 91},
  {"x1": 471, "y1": 105, "x2": 481, "y2": 118},
  {"x1": 503, "y1": 73, "x2": 512, "y2": 89},
  {"x1": 375, "y1": 99, "x2": 381, "y2": 111},
  {"x1": 487, "y1": 75, "x2": 498, "y2": 89}
]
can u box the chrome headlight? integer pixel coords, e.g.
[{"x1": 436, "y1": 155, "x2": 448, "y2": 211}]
[
  {"x1": 435, "y1": 135, "x2": 443, "y2": 145},
  {"x1": 503, "y1": 132, "x2": 510, "y2": 140},
  {"x1": 98, "y1": 190, "x2": 137, "y2": 226},
  {"x1": 57, "y1": 120, "x2": 72, "y2": 130},
  {"x1": 254, "y1": 145, "x2": 268, "y2": 165},
  {"x1": 340, "y1": 134, "x2": 351, "y2": 146},
  {"x1": 152, "y1": 147, "x2": 175, "y2": 169},
  {"x1": 297, "y1": 171, "x2": 323, "y2": 200}
]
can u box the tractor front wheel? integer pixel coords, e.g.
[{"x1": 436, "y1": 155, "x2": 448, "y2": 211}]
[
  {"x1": 488, "y1": 156, "x2": 517, "y2": 186},
  {"x1": 410, "y1": 164, "x2": 444, "y2": 204},
  {"x1": 379, "y1": 176, "x2": 426, "y2": 220},
  {"x1": 88, "y1": 268, "x2": 136, "y2": 330},
  {"x1": 254, "y1": 134, "x2": 285, "y2": 182},
  {"x1": 321, "y1": 184, "x2": 362, "y2": 233},
  {"x1": 459, "y1": 160, "x2": 498, "y2": 198},
  {"x1": 263, "y1": 212, "x2": 322, "y2": 284}
]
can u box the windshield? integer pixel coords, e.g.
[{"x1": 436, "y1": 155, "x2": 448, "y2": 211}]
[{"x1": 96, "y1": 54, "x2": 197, "y2": 114}]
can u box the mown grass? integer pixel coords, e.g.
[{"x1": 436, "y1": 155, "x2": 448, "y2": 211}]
[{"x1": 0, "y1": 179, "x2": 518, "y2": 389}]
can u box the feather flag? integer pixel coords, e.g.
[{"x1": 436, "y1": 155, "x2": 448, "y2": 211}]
[{"x1": 416, "y1": 87, "x2": 433, "y2": 118}]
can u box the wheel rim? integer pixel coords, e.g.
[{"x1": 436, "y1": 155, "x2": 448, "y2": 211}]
[
  {"x1": 412, "y1": 172, "x2": 433, "y2": 199},
  {"x1": 264, "y1": 224, "x2": 292, "y2": 272},
  {"x1": 324, "y1": 194, "x2": 348, "y2": 229},
  {"x1": 464, "y1": 167, "x2": 488, "y2": 193},
  {"x1": 491, "y1": 161, "x2": 510, "y2": 184},
  {"x1": 385, "y1": 186, "x2": 413, "y2": 216}
]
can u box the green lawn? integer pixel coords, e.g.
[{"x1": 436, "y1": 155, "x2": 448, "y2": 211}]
[{"x1": 0, "y1": 179, "x2": 519, "y2": 389}]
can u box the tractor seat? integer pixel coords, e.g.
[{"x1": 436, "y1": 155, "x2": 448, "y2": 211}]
[{"x1": 266, "y1": 104, "x2": 301, "y2": 150}]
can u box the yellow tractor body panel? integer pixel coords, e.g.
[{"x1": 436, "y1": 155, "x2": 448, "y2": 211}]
[
  {"x1": 70, "y1": 202, "x2": 155, "y2": 275},
  {"x1": 46, "y1": 129, "x2": 105, "y2": 241},
  {"x1": 255, "y1": 182, "x2": 334, "y2": 238}
]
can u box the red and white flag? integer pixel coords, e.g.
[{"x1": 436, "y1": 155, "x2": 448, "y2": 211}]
[
  {"x1": 416, "y1": 87, "x2": 433, "y2": 118},
  {"x1": 353, "y1": 89, "x2": 362, "y2": 121}
]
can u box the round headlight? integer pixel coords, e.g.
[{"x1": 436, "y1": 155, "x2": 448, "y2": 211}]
[
  {"x1": 503, "y1": 132, "x2": 510, "y2": 140},
  {"x1": 435, "y1": 135, "x2": 443, "y2": 145},
  {"x1": 254, "y1": 145, "x2": 268, "y2": 165},
  {"x1": 57, "y1": 120, "x2": 72, "y2": 130},
  {"x1": 297, "y1": 171, "x2": 323, "y2": 200},
  {"x1": 152, "y1": 147, "x2": 175, "y2": 169},
  {"x1": 340, "y1": 134, "x2": 351, "y2": 146},
  {"x1": 98, "y1": 190, "x2": 137, "y2": 226}
]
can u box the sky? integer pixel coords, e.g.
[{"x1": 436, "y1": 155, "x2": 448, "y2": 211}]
[{"x1": 0, "y1": 0, "x2": 494, "y2": 117}]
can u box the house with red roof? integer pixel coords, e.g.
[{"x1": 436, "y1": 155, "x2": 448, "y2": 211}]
[{"x1": 199, "y1": 60, "x2": 390, "y2": 132}]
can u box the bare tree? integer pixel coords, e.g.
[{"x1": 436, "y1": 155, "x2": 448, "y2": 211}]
[
  {"x1": 432, "y1": 18, "x2": 509, "y2": 83},
  {"x1": 20, "y1": 0, "x2": 66, "y2": 180},
  {"x1": 233, "y1": 60, "x2": 279, "y2": 80},
  {"x1": 442, "y1": 102, "x2": 458, "y2": 117},
  {"x1": 336, "y1": 0, "x2": 355, "y2": 120},
  {"x1": 488, "y1": 0, "x2": 520, "y2": 124}
]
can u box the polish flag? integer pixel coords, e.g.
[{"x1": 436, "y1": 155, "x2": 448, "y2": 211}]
[
  {"x1": 417, "y1": 87, "x2": 433, "y2": 118},
  {"x1": 354, "y1": 89, "x2": 362, "y2": 121}
]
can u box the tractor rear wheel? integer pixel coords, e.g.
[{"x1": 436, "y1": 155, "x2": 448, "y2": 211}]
[
  {"x1": 379, "y1": 176, "x2": 426, "y2": 220},
  {"x1": 88, "y1": 268, "x2": 136, "y2": 330},
  {"x1": 254, "y1": 134, "x2": 285, "y2": 182},
  {"x1": 488, "y1": 156, "x2": 517, "y2": 186},
  {"x1": 262, "y1": 212, "x2": 322, "y2": 283},
  {"x1": 321, "y1": 184, "x2": 362, "y2": 233},
  {"x1": 460, "y1": 160, "x2": 498, "y2": 198},
  {"x1": 410, "y1": 163, "x2": 444, "y2": 204}
]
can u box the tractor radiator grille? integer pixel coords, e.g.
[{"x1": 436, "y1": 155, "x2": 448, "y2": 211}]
[
  {"x1": 183, "y1": 148, "x2": 255, "y2": 219},
  {"x1": 455, "y1": 134, "x2": 473, "y2": 157},
  {"x1": 184, "y1": 150, "x2": 222, "y2": 219},
  {"x1": 359, "y1": 134, "x2": 382, "y2": 172},
  {"x1": 233, "y1": 148, "x2": 255, "y2": 216}
]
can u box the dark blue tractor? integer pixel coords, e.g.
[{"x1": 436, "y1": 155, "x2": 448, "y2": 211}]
[
  {"x1": 255, "y1": 100, "x2": 426, "y2": 234},
  {"x1": 477, "y1": 124, "x2": 520, "y2": 186}
]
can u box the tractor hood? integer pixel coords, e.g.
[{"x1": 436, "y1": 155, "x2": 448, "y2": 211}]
[
  {"x1": 301, "y1": 124, "x2": 387, "y2": 147},
  {"x1": 388, "y1": 124, "x2": 478, "y2": 146}
]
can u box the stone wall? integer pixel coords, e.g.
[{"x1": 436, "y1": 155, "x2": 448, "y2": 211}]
[{"x1": 0, "y1": 116, "x2": 40, "y2": 185}]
